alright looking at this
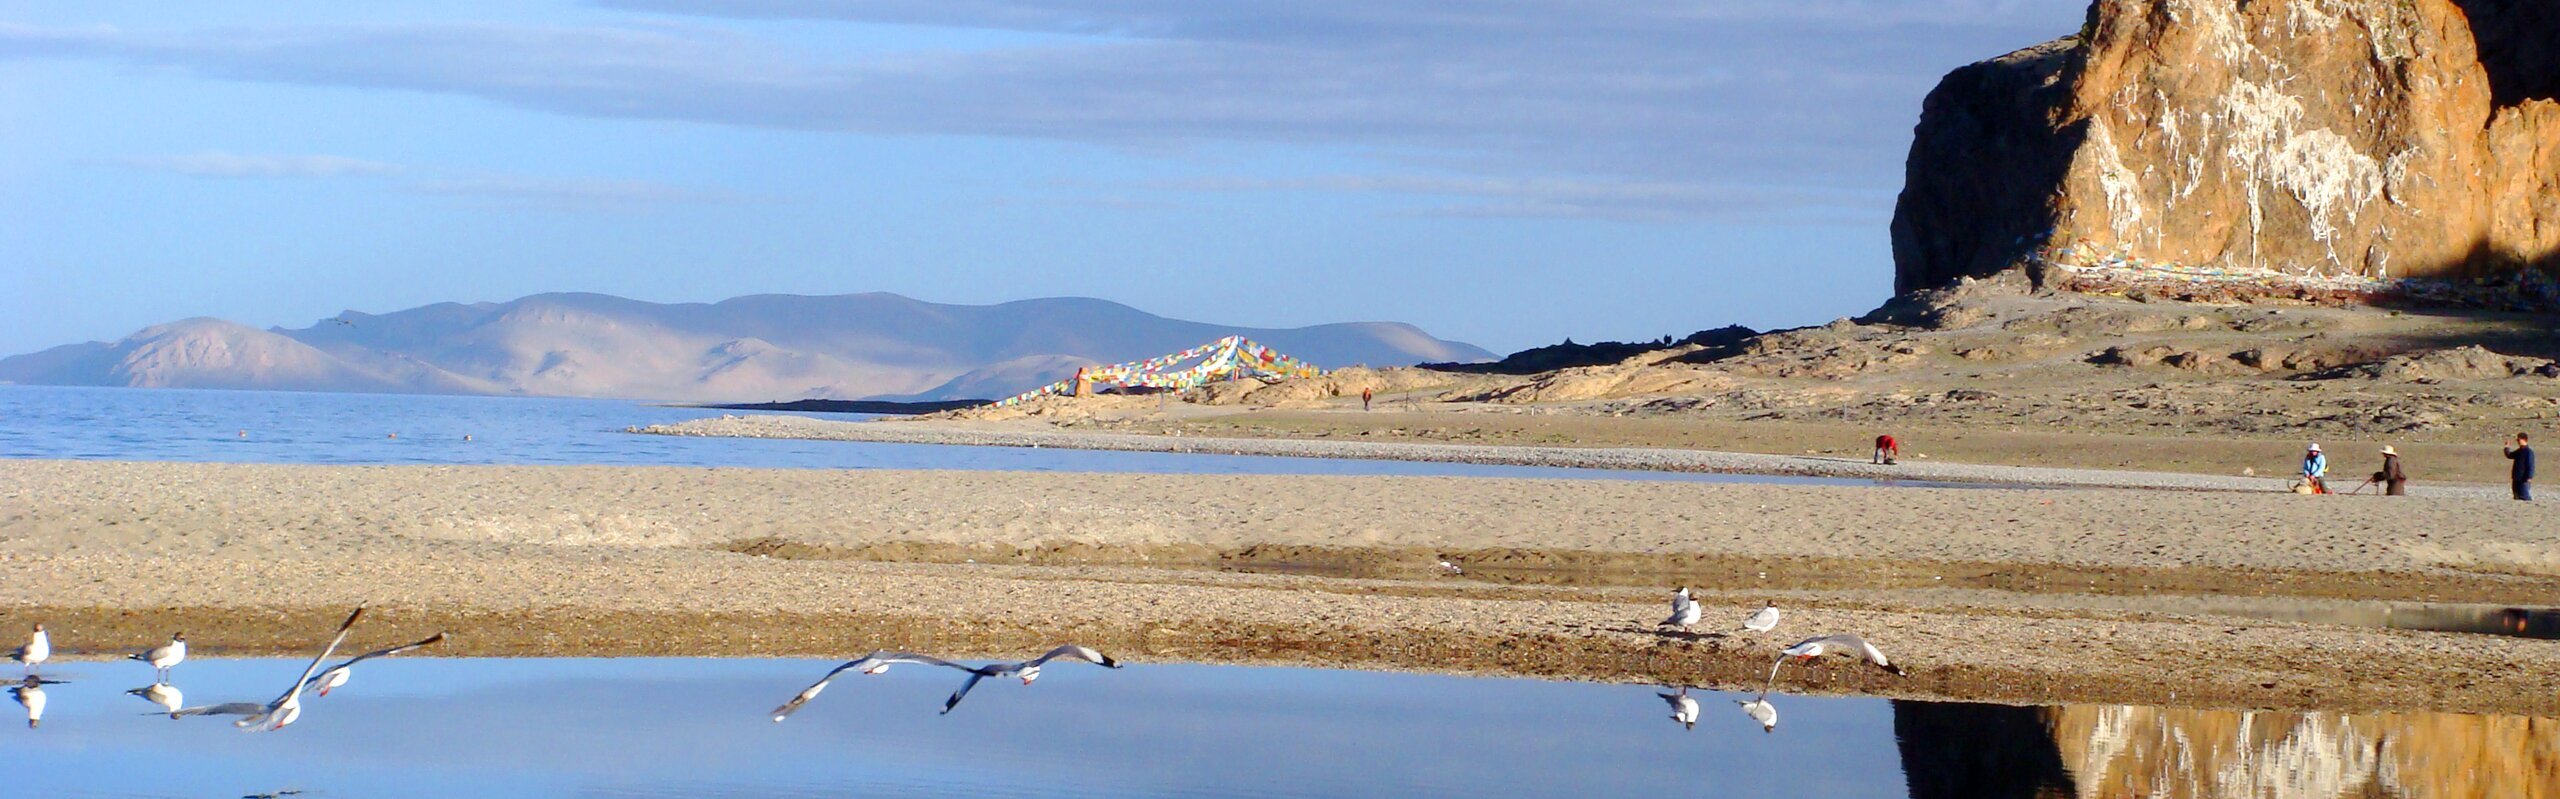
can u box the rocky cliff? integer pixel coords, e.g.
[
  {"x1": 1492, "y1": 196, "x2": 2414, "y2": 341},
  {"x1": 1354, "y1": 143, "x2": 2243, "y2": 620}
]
[{"x1": 1893, "y1": 0, "x2": 2560, "y2": 296}]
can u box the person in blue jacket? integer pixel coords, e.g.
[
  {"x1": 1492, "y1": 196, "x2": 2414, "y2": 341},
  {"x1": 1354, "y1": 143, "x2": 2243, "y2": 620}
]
[{"x1": 2507, "y1": 433, "x2": 2535, "y2": 501}]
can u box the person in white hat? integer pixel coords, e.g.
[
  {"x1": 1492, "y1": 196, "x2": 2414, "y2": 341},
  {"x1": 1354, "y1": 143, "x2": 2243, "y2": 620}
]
[
  {"x1": 2300, "y1": 443, "x2": 2329, "y2": 494},
  {"x1": 2377, "y1": 446, "x2": 2407, "y2": 496}
]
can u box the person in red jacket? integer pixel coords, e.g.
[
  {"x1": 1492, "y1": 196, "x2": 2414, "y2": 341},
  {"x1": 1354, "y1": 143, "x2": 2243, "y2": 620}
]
[{"x1": 1873, "y1": 434, "x2": 1900, "y2": 465}]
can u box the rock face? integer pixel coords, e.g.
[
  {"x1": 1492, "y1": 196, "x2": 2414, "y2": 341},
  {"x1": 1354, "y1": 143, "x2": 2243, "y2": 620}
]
[{"x1": 1893, "y1": 0, "x2": 2560, "y2": 294}]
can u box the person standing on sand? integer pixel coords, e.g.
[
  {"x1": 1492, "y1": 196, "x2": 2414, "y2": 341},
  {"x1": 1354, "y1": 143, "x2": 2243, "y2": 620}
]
[
  {"x1": 2507, "y1": 433, "x2": 2535, "y2": 501},
  {"x1": 1361, "y1": 387, "x2": 1372, "y2": 412},
  {"x1": 1873, "y1": 434, "x2": 1899, "y2": 465},
  {"x1": 2377, "y1": 446, "x2": 2407, "y2": 496},
  {"x1": 2300, "y1": 443, "x2": 2328, "y2": 494}
]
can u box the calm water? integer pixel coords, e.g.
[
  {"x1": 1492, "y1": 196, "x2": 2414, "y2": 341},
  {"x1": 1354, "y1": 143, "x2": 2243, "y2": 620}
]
[
  {"x1": 0, "y1": 385, "x2": 1938, "y2": 486},
  {"x1": 4, "y1": 658, "x2": 2546, "y2": 798}
]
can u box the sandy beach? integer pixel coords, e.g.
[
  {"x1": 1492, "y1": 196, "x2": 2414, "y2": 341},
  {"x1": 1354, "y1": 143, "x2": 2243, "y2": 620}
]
[{"x1": 6, "y1": 458, "x2": 2558, "y2": 717}]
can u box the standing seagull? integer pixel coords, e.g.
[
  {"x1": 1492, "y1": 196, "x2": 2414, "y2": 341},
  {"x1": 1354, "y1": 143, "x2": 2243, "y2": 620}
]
[
  {"x1": 1736, "y1": 695, "x2": 1779, "y2": 733},
  {"x1": 1660, "y1": 588, "x2": 1702, "y2": 631},
  {"x1": 132, "y1": 633, "x2": 187, "y2": 682},
  {"x1": 304, "y1": 632, "x2": 447, "y2": 698},
  {"x1": 769, "y1": 651, "x2": 974, "y2": 722},
  {"x1": 8, "y1": 624, "x2": 46, "y2": 676},
  {"x1": 940, "y1": 645, "x2": 1123, "y2": 715},
  {"x1": 128, "y1": 683, "x2": 185, "y2": 718},
  {"x1": 1766, "y1": 633, "x2": 1906, "y2": 690},
  {"x1": 1742, "y1": 601, "x2": 1781, "y2": 634},
  {"x1": 1658, "y1": 687, "x2": 1700, "y2": 730}
]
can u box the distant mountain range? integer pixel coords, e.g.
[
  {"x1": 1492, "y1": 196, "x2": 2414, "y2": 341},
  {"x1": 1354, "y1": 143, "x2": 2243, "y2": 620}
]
[{"x1": 0, "y1": 293, "x2": 1493, "y2": 402}]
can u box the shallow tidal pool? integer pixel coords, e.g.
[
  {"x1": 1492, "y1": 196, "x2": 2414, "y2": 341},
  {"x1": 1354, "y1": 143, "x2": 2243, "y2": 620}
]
[{"x1": 2, "y1": 658, "x2": 2549, "y2": 798}]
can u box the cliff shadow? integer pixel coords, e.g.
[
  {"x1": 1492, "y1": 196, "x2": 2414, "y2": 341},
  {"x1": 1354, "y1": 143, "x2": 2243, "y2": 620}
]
[
  {"x1": 2451, "y1": 0, "x2": 2560, "y2": 106},
  {"x1": 1892, "y1": 700, "x2": 2077, "y2": 799}
]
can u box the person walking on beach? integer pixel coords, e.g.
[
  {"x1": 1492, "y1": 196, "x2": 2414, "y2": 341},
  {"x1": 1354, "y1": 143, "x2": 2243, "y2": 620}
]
[
  {"x1": 2507, "y1": 433, "x2": 2535, "y2": 501},
  {"x1": 2300, "y1": 442, "x2": 2328, "y2": 494},
  {"x1": 2376, "y1": 446, "x2": 2407, "y2": 496},
  {"x1": 1361, "y1": 387, "x2": 1373, "y2": 412},
  {"x1": 1873, "y1": 434, "x2": 1900, "y2": 465}
]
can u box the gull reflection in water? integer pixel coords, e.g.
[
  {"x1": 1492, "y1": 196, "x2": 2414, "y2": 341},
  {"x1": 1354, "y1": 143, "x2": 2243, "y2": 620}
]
[
  {"x1": 1736, "y1": 695, "x2": 1778, "y2": 733},
  {"x1": 127, "y1": 682, "x2": 184, "y2": 719},
  {"x1": 12, "y1": 676, "x2": 64, "y2": 728},
  {"x1": 1658, "y1": 686, "x2": 1700, "y2": 730}
]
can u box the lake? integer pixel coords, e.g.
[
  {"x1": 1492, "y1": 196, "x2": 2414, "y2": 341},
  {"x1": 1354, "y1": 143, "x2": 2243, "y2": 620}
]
[
  {"x1": 0, "y1": 385, "x2": 1936, "y2": 486},
  {"x1": 7, "y1": 657, "x2": 2545, "y2": 798}
]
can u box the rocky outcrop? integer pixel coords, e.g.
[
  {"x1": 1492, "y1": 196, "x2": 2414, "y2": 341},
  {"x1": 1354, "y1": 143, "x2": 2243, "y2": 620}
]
[{"x1": 1893, "y1": 0, "x2": 2560, "y2": 294}]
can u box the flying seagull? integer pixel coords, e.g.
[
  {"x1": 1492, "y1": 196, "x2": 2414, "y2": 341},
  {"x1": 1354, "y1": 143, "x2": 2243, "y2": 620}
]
[
  {"x1": 237, "y1": 608, "x2": 366, "y2": 732},
  {"x1": 172, "y1": 608, "x2": 365, "y2": 732},
  {"x1": 131, "y1": 633, "x2": 187, "y2": 682},
  {"x1": 1661, "y1": 587, "x2": 1702, "y2": 630},
  {"x1": 768, "y1": 651, "x2": 975, "y2": 722},
  {"x1": 941, "y1": 645, "x2": 1123, "y2": 715},
  {"x1": 1658, "y1": 687, "x2": 1700, "y2": 730},
  {"x1": 8, "y1": 623, "x2": 46, "y2": 676},
  {"x1": 1766, "y1": 633, "x2": 1906, "y2": 690},
  {"x1": 304, "y1": 632, "x2": 447, "y2": 698},
  {"x1": 1742, "y1": 601, "x2": 1781, "y2": 634}
]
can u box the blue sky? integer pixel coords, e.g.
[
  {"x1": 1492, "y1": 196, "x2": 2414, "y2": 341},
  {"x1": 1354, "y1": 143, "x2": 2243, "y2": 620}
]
[{"x1": 0, "y1": 1, "x2": 2085, "y2": 357}]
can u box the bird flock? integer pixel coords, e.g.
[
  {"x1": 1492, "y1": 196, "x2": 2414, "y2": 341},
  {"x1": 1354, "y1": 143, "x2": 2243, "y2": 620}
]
[
  {"x1": 6, "y1": 613, "x2": 1126, "y2": 731},
  {"x1": 1656, "y1": 588, "x2": 1906, "y2": 733},
  {"x1": 7, "y1": 610, "x2": 447, "y2": 731},
  {"x1": 10, "y1": 589, "x2": 1902, "y2": 736}
]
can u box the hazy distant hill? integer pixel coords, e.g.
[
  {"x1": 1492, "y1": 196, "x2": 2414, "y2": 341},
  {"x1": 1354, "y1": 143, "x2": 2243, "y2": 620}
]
[{"x1": 0, "y1": 293, "x2": 1493, "y2": 402}]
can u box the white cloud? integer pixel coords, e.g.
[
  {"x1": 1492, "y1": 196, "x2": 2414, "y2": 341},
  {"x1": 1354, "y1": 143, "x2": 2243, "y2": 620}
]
[
  {"x1": 114, "y1": 152, "x2": 403, "y2": 178},
  {"x1": 6, "y1": 2, "x2": 2086, "y2": 219},
  {"x1": 406, "y1": 176, "x2": 746, "y2": 208}
]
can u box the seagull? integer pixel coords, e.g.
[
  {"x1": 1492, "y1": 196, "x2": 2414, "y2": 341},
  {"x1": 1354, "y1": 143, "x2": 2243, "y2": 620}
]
[
  {"x1": 132, "y1": 633, "x2": 187, "y2": 682},
  {"x1": 304, "y1": 632, "x2": 447, "y2": 698},
  {"x1": 1736, "y1": 695, "x2": 1779, "y2": 733},
  {"x1": 1742, "y1": 601, "x2": 1781, "y2": 634},
  {"x1": 172, "y1": 608, "x2": 364, "y2": 732},
  {"x1": 1766, "y1": 633, "x2": 1906, "y2": 689},
  {"x1": 1660, "y1": 587, "x2": 1701, "y2": 630},
  {"x1": 1658, "y1": 687, "x2": 1699, "y2": 730},
  {"x1": 768, "y1": 651, "x2": 974, "y2": 722},
  {"x1": 941, "y1": 645, "x2": 1123, "y2": 715},
  {"x1": 11, "y1": 676, "x2": 58, "y2": 728},
  {"x1": 128, "y1": 683, "x2": 185, "y2": 718},
  {"x1": 8, "y1": 623, "x2": 46, "y2": 676}
]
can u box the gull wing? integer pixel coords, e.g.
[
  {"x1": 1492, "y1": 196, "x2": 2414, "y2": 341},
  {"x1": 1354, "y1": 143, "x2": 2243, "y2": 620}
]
[
  {"x1": 170, "y1": 702, "x2": 266, "y2": 718},
  {"x1": 1026, "y1": 645, "x2": 1119, "y2": 669},
  {"x1": 262, "y1": 607, "x2": 367, "y2": 713},
  {"x1": 769, "y1": 652, "x2": 974, "y2": 722},
  {"x1": 940, "y1": 673, "x2": 987, "y2": 715},
  {"x1": 301, "y1": 632, "x2": 446, "y2": 693}
]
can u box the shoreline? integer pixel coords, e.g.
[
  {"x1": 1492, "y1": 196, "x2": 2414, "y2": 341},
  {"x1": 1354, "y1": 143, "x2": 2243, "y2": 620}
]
[{"x1": 637, "y1": 413, "x2": 2515, "y2": 497}]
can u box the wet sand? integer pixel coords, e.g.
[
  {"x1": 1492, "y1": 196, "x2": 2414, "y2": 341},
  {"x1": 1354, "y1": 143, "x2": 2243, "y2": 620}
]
[{"x1": 5, "y1": 459, "x2": 2559, "y2": 716}]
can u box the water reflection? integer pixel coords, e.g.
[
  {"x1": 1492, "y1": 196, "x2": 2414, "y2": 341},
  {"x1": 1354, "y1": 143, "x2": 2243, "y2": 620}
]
[
  {"x1": 127, "y1": 682, "x2": 183, "y2": 717},
  {"x1": 2, "y1": 659, "x2": 2554, "y2": 797},
  {"x1": 1895, "y1": 700, "x2": 2560, "y2": 798},
  {"x1": 12, "y1": 676, "x2": 62, "y2": 728}
]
